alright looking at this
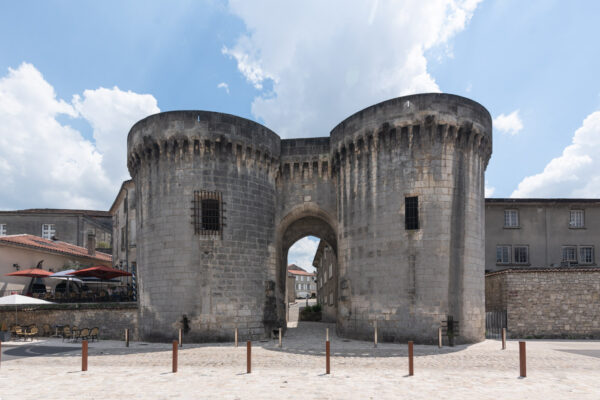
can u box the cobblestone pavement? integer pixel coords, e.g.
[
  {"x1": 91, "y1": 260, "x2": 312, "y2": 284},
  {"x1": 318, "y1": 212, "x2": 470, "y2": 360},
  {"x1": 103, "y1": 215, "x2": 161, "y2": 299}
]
[{"x1": 1, "y1": 324, "x2": 599, "y2": 399}]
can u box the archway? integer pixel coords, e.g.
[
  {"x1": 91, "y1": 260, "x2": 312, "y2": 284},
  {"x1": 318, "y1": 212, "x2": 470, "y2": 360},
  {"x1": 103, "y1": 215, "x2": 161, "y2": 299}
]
[{"x1": 275, "y1": 205, "x2": 339, "y2": 332}]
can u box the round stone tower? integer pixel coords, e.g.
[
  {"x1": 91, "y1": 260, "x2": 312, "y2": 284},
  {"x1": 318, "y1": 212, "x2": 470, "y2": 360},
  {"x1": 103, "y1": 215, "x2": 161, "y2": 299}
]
[
  {"x1": 331, "y1": 93, "x2": 492, "y2": 343},
  {"x1": 127, "y1": 111, "x2": 280, "y2": 341}
]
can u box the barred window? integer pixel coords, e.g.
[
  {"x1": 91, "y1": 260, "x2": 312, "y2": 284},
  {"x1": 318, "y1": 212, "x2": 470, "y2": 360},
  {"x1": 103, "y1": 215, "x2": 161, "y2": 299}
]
[
  {"x1": 514, "y1": 246, "x2": 529, "y2": 264},
  {"x1": 192, "y1": 190, "x2": 222, "y2": 236},
  {"x1": 569, "y1": 210, "x2": 584, "y2": 228},
  {"x1": 579, "y1": 246, "x2": 594, "y2": 264},
  {"x1": 405, "y1": 196, "x2": 419, "y2": 230},
  {"x1": 562, "y1": 246, "x2": 577, "y2": 263},
  {"x1": 0, "y1": 224, "x2": 6, "y2": 236},
  {"x1": 496, "y1": 245, "x2": 511, "y2": 264},
  {"x1": 504, "y1": 209, "x2": 519, "y2": 228}
]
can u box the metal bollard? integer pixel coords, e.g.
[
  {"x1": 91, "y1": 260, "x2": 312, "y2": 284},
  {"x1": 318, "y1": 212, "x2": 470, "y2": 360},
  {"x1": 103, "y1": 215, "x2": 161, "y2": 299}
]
[
  {"x1": 247, "y1": 341, "x2": 252, "y2": 373},
  {"x1": 502, "y1": 328, "x2": 506, "y2": 350},
  {"x1": 82, "y1": 340, "x2": 88, "y2": 371},
  {"x1": 172, "y1": 340, "x2": 178, "y2": 373},
  {"x1": 326, "y1": 340, "x2": 331, "y2": 374},
  {"x1": 125, "y1": 328, "x2": 129, "y2": 347},
  {"x1": 278, "y1": 327, "x2": 282, "y2": 348},
  {"x1": 519, "y1": 341, "x2": 526, "y2": 378},
  {"x1": 374, "y1": 320, "x2": 378, "y2": 348},
  {"x1": 408, "y1": 341, "x2": 414, "y2": 376},
  {"x1": 179, "y1": 328, "x2": 183, "y2": 348},
  {"x1": 235, "y1": 328, "x2": 238, "y2": 348},
  {"x1": 438, "y1": 327, "x2": 442, "y2": 348}
]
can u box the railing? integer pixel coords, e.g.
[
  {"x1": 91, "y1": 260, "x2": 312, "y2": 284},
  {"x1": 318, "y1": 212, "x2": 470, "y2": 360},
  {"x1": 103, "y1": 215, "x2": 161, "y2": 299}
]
[{"x1": 485, "y1": 310, "x2": 507, "y2": 339}]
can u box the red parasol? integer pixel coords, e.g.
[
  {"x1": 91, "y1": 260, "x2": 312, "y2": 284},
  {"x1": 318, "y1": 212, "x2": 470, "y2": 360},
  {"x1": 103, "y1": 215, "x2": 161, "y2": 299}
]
[
  {"x1": 68, "y1": 265, "x2": 132, "y2": 280},
  {"x1": 5, "y1": 268, "x2": 53, "y2": 278}
]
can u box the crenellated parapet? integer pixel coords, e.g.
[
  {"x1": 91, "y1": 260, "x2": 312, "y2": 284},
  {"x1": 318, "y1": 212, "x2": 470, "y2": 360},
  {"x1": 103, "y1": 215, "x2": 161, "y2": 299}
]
[
  {"x1": 127, "y1": 111, "x2": 281, "y2": 180},
  {"x1": 278, "y1": 137, "x2": 332, "y2": 182},
  {"x1": 330, "y1": 93, "x2": 492, "y2": 172}
]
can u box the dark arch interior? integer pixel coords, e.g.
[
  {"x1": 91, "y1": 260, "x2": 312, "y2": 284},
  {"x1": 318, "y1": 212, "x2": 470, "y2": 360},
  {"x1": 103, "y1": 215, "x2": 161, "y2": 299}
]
[{"x1": 278, "y1": 216, "x2": 338, "y2": 326}]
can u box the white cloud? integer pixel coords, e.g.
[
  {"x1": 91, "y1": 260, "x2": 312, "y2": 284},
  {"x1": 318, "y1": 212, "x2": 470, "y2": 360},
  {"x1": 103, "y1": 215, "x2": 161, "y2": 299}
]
[
  {"x1": 512, "y1": 110, "x2": 600, "y2": 198},
  {"x1": 493, "y1": 110, "x2": 523, "y2": 136},
  {"x1": 288, "y1": 236, "x2": 320, "y2": 273},
  {"x1": 0, "y1": 63, "x2": 159, "y2": 210},
  {"x1": 485, "y1": 182, "x2": 495, "y2": 197},
  {"x1": 226, "y1": 0, "x2": 481, "y2": 137},
  {"x1": 217, "y1": 82, "x2": 230, "y2": 94}
]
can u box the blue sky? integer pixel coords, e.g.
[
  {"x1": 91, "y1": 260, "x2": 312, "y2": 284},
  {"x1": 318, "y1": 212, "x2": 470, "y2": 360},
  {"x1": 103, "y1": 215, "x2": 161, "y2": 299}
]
[{"x1": 1, "y1": 1, "x2": 600, "y2": 271}]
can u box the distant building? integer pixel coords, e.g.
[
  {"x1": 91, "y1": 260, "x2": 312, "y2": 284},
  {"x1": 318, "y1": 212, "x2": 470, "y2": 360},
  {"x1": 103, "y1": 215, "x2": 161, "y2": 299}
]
[
  {"x1": 485, "y1": 199, "x2": 600, "y2": 272},
  {"x1": 0, "y1": 234, "x2": 112, "y2": 296},
  {"x1": 312, "y1": 241, "x2": 337, "y2": 322},
  {"x1": 0, "y1": 208, "x2": 112, "y2": 252},
  {"x1": 287, "y1": 264, "x2": 316, "y2": 299},
  {"x1": 109, "y1": 180, "x2": 136, "y2": 278}
]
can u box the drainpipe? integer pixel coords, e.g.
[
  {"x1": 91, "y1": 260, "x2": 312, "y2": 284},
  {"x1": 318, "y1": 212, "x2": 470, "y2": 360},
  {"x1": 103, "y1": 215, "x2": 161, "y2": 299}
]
[{"x1": 125, "y1": 190, "x2": 129, "y2": 284}]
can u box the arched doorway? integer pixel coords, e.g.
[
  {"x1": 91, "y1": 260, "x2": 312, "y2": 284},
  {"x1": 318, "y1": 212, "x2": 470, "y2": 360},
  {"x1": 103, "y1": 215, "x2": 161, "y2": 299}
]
[{"x1": 275, "y1": 206, "x2": 339, "y2": 331}]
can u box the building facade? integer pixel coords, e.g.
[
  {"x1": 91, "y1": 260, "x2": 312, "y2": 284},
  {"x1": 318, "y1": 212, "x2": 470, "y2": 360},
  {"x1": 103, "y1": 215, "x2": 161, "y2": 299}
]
[
  {"x1": 286, "y1": 265, "x2": 316, "y2": 299},
  {"x1": 485, "y1": 199, "x2": 600, "y2": 273},
  {"x1": 109, "y1": 180, "x2": 137, "y2": 280},
  {"x1": 0, "y1": 209, "x2": 112, "y2": 251},
  {"x1": 0, "y1": 234, "x2": 112, "y2": 296},
  {"x1": 127, "y1": 93, "x2": 492, "y2": 343},
  {"x1": 313, "y1": 240, "x2": 337, "y2": 322}
]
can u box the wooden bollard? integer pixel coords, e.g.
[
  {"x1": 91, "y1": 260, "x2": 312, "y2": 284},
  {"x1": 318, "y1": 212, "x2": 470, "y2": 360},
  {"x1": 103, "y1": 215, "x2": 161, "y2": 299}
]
[
  {"x1": 374, "y1": 320, "x2": 378, "y2": 348},
  {"x1": 172, "y1": 340, "x2": 178, "y2": 373},
  {"x1": 179, "y1": 328, "x2": 183, "y2": 348},
  {"x1": 125, "y1": 328, "x2": 129, "y2": 347},
  {"x1": 278, "y1": 327, "x2": 282, "y2": 348},
  {"x1": 438, "y1": 327, "x2": 442, "y2": 348},
  {"x1": 82, "y1": 340, "x2": 88, "y2": 371},
  {"x1": 519, "y1": 341, "x2": 526, "y2": 378},
  {"x1": 502, "y1": 328, "x2": 506, "y2": 350},
  {"x1": 235, "y1": 328, "x2": 238, "y2": 347},
  {"x1": 408, "y1": 341, "x2": 414, "y2": 376},
  {"x1": 246, "y1": 341, "x2": 252, "y2": 373},
  {"x1": 326, "y1": 340, "x2": 331, "y2": 374}
]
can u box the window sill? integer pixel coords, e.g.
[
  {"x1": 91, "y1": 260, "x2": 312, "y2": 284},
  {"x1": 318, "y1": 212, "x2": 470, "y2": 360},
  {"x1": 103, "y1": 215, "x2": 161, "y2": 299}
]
[
  {"x1": 495, "y1": 263, "x2": 531, "y2": 267},
  {"x1": 568, "y1": 226, "x2": 586, "y2": 230},
  {"x1": 503, "y1": 226, "x2": 521, "y2": 229}
]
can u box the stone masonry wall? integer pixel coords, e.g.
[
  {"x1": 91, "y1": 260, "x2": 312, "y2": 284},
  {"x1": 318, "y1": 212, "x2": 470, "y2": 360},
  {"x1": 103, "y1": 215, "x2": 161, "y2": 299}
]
[
  {"x1": 0, "y1": 303, "x2": 139, "y2": 340},
  {"x1": 485, "y1": 270, "x2": 600, "y2": 338}
]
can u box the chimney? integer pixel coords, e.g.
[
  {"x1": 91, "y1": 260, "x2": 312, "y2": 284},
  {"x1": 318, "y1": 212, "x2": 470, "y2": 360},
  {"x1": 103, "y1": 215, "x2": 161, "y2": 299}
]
[{"x1": 87, "y1": 232, "x2": 96, "y2": 256}]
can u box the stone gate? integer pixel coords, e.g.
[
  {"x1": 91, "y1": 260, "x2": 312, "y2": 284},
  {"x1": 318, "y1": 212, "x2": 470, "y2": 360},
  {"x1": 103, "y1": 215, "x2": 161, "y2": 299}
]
[{"x1": 127, "y1": 93, "x2": 492, "y2": 344}]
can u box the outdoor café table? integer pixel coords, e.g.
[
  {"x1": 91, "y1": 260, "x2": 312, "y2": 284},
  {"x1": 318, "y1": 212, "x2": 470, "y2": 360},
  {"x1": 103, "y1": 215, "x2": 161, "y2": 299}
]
[{"x1": 53, "y1": 324, "x2": 65, "y2": 338}]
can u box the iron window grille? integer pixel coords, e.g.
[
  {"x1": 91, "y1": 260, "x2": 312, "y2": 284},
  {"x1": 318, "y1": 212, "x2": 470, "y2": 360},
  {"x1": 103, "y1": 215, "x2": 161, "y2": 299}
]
[
  {"x1": 504, "y1": 209, "x2": 519, "y2": 228},
  {"x1": 579, "y1": 246, "x2": 594, "y2": 264},
  {"x1": 562, "y1": 246, "x2": 577, "y2": 263},
  {"x1": 514, "y1": 246, "x2": 529, "y2": 264},
  {"x1": 496, "y1": 245, "x2": 511, "y2": 264},
  {"x1": 569, "y1": 210, "x2": 584, "y2": 228},
  {"x1": 192, "y1": 190, "x2": 223, "y2": 237},
  {"x1": 405, "y1": 196, "x2": 419, "y2": 230}
]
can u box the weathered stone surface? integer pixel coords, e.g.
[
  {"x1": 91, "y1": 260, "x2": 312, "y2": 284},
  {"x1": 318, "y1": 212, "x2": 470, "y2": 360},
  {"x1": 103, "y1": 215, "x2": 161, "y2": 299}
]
[
  {"x1": 0, "y1": 303, "x2": 138, "y2": 340},
  {"x1": 485, "y1": 269, "x2": 600, "y2": 338},
  {"x1": 127, "y1": 93, "x2": 492, "y2": 344}
]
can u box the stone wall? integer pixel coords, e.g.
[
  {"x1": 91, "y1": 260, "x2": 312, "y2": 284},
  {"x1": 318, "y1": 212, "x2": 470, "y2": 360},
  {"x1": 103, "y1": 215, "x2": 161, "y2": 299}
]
[
  {"x1": 485, "y1": 269, "x2": 600, "y2": 338},
  {"x1": 0, "y1": 303, "x2": 139, "y2": 340}
]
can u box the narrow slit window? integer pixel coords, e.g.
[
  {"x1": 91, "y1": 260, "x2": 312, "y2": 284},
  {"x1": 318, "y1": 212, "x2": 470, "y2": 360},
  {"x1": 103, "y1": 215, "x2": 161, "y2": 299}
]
[
  {"x1": 405, "y1": 196, "x2": 419, "y2": 230},
  {"x1": 192, "y1": 191, "x2": 222, "y2": 236}
]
